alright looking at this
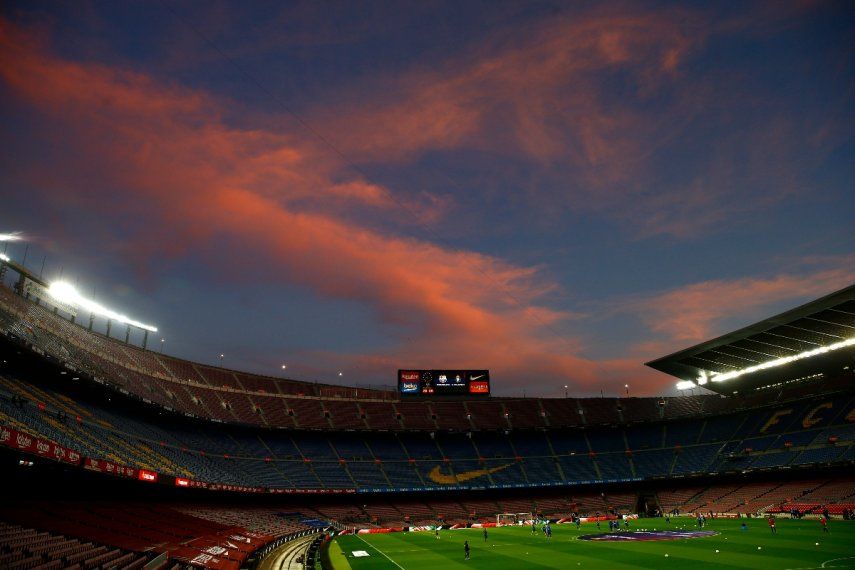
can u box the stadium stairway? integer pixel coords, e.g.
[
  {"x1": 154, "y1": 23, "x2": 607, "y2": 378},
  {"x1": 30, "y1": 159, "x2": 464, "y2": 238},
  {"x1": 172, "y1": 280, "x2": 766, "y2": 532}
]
[{"x1": 257, "y1": 532, "x2": 320, "y2": 570}]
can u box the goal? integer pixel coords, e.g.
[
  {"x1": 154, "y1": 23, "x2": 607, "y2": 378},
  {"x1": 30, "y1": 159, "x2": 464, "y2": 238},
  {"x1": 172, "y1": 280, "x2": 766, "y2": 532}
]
[{"x1": 496, "y1": 512, "x2": 533, "y2": 526}]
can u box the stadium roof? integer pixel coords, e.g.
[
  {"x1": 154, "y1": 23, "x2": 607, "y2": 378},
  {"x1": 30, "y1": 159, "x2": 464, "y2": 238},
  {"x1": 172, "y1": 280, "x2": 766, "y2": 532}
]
[{"x1": 646, "y1": 284, "x2": 855, "y2": 395}]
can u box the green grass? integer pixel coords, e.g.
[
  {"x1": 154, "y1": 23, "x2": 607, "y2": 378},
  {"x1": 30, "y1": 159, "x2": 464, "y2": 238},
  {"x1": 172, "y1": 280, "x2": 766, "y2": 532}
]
[
  {"x1": 324, "y1": 537, "x2": 352, "y2": 570},
  {"x1": 331, "y1": 518, "x2": 855, "y2": 569}
]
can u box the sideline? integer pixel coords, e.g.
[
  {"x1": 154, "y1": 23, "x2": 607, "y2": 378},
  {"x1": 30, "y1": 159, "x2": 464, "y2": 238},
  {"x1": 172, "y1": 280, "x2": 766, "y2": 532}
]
[
  {"x1": 326, "y1": 539, "x2": 352, "y2": 570},
  {"x1": 354, "y1": 533, "x2": 406, "y2": 570}
]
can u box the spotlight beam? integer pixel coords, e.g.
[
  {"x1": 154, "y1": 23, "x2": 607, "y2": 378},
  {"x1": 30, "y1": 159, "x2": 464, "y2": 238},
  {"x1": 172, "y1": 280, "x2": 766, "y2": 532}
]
[
  {"x1": 0, "y1": 232, "x2": 24, "y2": 242},
  {"x1": 48, "y1": 281, "x2": 157, "y2": 332}
]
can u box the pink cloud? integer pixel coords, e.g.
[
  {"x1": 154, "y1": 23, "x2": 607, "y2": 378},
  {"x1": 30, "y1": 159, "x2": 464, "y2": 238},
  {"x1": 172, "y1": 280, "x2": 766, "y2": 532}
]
[
  {"x1": 318, "y1": 6, "x2": 702, "y2": 168},
  {"x1": 632, "y1": 265, "x2": 855, "y2": 344},
  {"x1": 303, "y1": 3, "x2": 842, "y2": 238}
]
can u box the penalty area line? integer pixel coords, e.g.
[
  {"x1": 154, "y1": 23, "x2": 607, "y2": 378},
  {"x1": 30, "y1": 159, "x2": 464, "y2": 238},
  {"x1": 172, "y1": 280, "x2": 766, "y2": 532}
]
[{"x1": 354, "y1": 534, "x2": 406, "y2": 570}]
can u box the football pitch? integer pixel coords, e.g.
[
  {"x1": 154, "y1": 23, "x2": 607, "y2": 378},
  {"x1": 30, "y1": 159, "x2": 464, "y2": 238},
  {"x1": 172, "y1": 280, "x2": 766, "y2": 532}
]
[{"x1": 328, "y1": 518, "x2": 855, "y2": 569}]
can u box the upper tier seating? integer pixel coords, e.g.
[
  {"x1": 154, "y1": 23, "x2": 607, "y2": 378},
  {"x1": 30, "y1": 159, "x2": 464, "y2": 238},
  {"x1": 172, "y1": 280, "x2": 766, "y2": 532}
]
[
  {"x1": 0, "y1": 287, "x2": 778, "y2": 432},
  {"x1": 1, "y1": 372, "x2": 852, "y2": 491}
]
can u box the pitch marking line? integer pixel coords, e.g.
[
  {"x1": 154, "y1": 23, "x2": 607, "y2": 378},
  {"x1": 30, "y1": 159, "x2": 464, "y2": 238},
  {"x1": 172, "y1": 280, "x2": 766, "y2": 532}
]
[
  {"x1": 787, "y1": 559, "x2": 852, "y2": 570},
  {"x1": 786, "y1": 559, "x2": 855, "y2": 570},
  {"x1": 824, "y1": 557, "x2": 855, "y2": 568},
  {"x1": 354, "y1": 533, "x2": 406, "y2": 570}
]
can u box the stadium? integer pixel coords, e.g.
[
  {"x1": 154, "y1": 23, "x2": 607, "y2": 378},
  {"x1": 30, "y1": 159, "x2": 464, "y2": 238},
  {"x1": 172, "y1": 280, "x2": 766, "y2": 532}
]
[
  {"x1": 0, "y1": 251, "x2": 853, "y2": 569},
  {"x1": 1, "y1": 2, "x2": 853, "y2": 569}
]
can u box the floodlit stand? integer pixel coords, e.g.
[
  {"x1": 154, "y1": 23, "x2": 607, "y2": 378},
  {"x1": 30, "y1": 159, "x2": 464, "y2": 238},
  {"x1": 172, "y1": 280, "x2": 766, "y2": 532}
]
[{"x1": 0, "y1": 256, "x2": 158, "y2": 350}]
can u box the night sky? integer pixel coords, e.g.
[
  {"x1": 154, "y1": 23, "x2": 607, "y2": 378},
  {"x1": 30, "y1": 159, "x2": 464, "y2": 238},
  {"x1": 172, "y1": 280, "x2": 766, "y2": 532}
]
[{"x1": 0, "y1": 1, "x2": 852, "y2": 397}]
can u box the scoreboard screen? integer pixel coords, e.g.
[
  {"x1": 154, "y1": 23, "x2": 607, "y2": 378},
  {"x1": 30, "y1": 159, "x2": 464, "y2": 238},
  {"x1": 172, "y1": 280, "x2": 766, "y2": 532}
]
[{"x1": 398, "y1": 370, "x2": 490, "y2": 396}]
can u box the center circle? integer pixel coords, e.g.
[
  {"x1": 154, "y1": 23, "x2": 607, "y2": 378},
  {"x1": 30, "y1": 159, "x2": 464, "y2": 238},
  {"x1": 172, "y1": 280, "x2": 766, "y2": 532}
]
[{"x1": 578, "y1": 530, "x2": 719, "y2": 542}]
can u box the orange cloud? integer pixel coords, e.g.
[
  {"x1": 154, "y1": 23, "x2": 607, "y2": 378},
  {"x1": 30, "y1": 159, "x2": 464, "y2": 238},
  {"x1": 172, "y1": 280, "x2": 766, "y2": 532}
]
[{"x1": 632, "y1": 265, "x2": 855, "y2": 344}]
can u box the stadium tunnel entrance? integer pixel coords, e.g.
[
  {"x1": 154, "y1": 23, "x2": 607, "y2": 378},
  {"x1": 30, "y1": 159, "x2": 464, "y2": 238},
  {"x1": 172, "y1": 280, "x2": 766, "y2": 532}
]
[{"x1": 636, "y1": 492, "x2": 660, "y2": 517}]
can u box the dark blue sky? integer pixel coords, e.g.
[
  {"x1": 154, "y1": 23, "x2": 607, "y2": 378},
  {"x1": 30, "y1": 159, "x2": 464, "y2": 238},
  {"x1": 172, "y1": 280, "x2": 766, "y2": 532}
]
[{"x1": 1, "y1": 1, "x2": 852, "y2": 396}]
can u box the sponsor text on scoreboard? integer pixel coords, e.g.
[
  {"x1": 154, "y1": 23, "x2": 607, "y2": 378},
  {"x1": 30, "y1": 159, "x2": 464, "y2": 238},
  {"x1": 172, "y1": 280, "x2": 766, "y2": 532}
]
[{"x1": 398, "y1": 370, "x2": 490, "y2": 396}]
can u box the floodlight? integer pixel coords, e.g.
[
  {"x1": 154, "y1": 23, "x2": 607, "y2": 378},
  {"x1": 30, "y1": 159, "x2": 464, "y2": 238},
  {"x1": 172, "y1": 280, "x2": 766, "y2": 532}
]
[
  {"x1": 48, "y1": 281, "x2": 157, "y2": 332},
  {"x1": 0, "y1": 253, "x2": 9, "y2": 262},
  {"x1": 675, "y1": 337, "x2": 855, "y2": 390},
  {"x1": 708, "y1": 337, "x2": 855, "y2": 383},
  {"x1": 0, "y1": 232, "x2": 23, "y2": 242}
]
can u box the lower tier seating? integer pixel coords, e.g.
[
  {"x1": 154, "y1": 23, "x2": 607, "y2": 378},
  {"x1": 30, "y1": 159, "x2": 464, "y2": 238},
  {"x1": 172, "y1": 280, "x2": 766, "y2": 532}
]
[{"x1": 0, "y1": 521, "x2": 149, "y2": 570}]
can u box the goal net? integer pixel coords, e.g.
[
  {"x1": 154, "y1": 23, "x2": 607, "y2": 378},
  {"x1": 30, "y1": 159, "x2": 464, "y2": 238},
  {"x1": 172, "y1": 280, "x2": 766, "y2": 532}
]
[{"x1": 496, "y1": 513, "x2": 533, "y2": 526}]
